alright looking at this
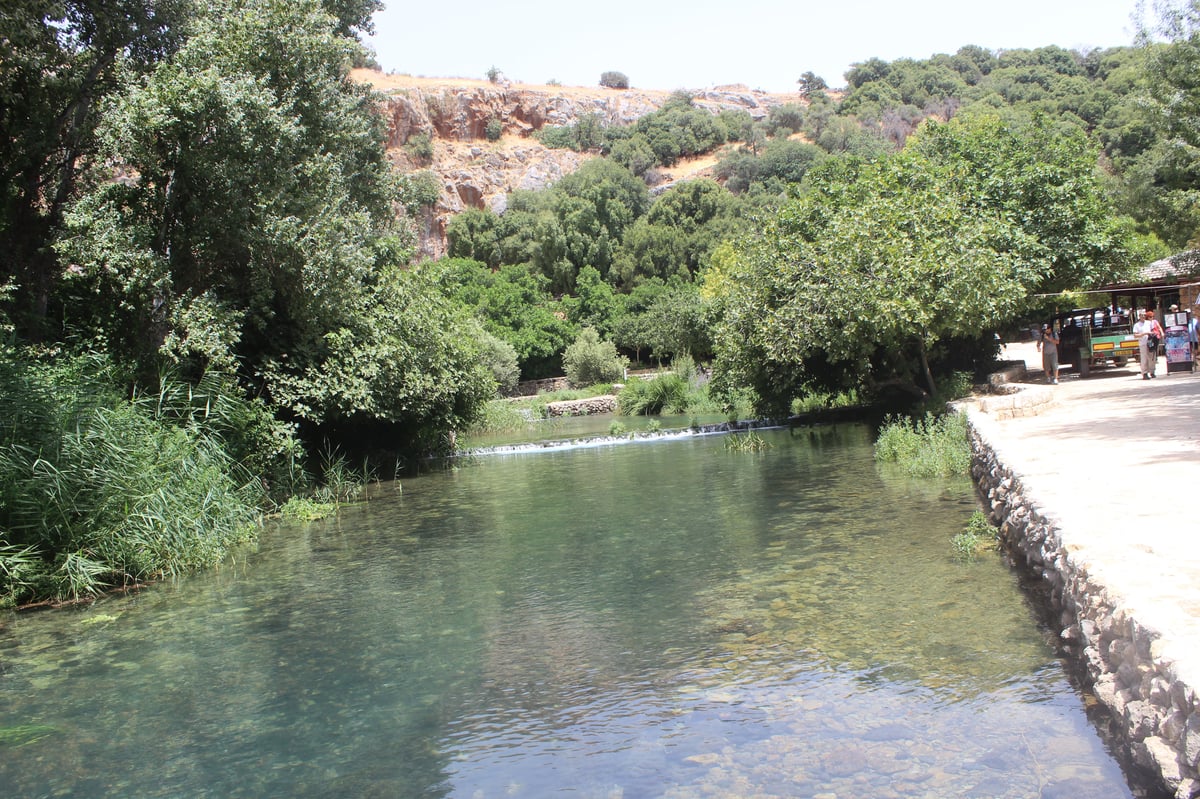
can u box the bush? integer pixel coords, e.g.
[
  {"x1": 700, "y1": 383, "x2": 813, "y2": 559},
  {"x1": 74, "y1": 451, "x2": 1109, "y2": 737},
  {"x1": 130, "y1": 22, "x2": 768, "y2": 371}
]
[
  {"x1": 873, "y1": 411, "x2": 971, "y2": 477},
  {"x1": 600, "y1": 70, "x2": 630, "y2": 89},
  {"x1": 952, "y1": 511, "x2": 998, "y2": 561},
  {"x1": 476, "y1": 328, "x2": 521, "y2": 394},
  {"x1": 563, "y1": 327, "x2": 627, "y2": 387},
  {"x1": 405, "y1": 133, "x2": 433, "y2": 164},
  {"x1": 485, "y1": 117, "x2": 503, "y2": 142},
  {"x1": 397, "y1": 170, "x2": 441, "y2": 214},
  {"x1": 618, "y1": 374, "x2": 688, "y2": 415},
  {"x1": 280, "y1": 496, "x2": 339, "y2": 521}
]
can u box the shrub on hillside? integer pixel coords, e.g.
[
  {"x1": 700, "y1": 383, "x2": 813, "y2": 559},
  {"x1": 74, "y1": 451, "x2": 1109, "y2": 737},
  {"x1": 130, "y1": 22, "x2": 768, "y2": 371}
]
[
  {"x1": 405, "y1": 133, "x2": 433, "y2": 165},
  {"x1": 600, "y1": 70, "x2": 630, "y2": 89}
]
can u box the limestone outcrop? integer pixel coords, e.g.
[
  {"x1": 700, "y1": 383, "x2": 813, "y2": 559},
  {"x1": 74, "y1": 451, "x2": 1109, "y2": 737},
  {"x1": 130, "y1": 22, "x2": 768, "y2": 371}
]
[{"x1": 354, "y1": 70, "x2": 807, "y2": 260}]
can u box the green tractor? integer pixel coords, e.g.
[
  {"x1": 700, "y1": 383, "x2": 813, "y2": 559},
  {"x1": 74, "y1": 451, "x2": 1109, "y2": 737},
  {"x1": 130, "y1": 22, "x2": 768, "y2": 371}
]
[{"x1": 1052, "y1": 307, "x2": 1140, "y2": 378}]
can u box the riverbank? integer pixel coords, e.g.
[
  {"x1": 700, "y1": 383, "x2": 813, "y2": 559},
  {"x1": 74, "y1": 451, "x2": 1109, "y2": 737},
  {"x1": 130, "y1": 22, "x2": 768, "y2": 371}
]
[{"x1": 963, "y1": 341, "x2": 1200, "y2": 798}]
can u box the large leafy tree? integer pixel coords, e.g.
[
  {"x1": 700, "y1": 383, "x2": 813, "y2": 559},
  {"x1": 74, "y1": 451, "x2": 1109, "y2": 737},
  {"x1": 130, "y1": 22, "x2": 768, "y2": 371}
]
[
  {"x1": 714, "y1": 115, "x2": 1141, "y2": 413},
  {"x1": 611, "y1": 178, "x2": 751, "y2": 288},
  {"x1": 57, "y1": 0, "x2": 492, "y2": 448},
  {"x1": 1138, "y1": 1, "x2": 1200, "y2": 246},
  {"x1": 1144, "y1": 1, "x2": 1200, "y2": 148},
  {"x1": 61, "y1": 0, "x2": 395, "y2": 359},
  {"x1": 0, "y1": 0, "x2": 189, "y2": 337}
]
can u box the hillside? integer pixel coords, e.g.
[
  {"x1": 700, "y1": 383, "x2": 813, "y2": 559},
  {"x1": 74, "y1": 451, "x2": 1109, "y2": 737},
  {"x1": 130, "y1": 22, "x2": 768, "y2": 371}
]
[{"x1": 352, "y1": 69, "x2": 805, "y2": 259}]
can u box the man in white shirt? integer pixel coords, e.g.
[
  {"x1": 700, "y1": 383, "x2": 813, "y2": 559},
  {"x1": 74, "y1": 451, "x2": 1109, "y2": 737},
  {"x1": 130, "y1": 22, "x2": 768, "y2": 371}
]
[{"x1": 1133, "y1": 309, "x2": 1164, "y2": 379}]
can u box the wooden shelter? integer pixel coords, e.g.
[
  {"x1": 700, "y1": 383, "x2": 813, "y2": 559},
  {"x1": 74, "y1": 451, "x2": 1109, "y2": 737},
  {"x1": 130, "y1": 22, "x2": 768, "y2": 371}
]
[{"x1": 1095, "y1": 249, "x2": 1200, "y2": 312}]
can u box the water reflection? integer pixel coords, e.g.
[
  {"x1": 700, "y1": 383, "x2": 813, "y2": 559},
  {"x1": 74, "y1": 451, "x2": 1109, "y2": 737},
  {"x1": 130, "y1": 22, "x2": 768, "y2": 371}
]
[{"x1": 0, "y1": 425, "x2": 1153, "y2": 798}]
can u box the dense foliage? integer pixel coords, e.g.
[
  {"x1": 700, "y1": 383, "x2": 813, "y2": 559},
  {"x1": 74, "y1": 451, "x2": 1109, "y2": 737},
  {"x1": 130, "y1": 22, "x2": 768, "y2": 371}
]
[{"x1": 711, "y1": 115, "x2": 1142, "y2": 413}]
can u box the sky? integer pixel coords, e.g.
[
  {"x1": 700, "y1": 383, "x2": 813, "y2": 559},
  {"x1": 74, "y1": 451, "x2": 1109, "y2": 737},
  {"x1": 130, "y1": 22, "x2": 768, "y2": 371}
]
[{"x1": 365, "y1": 0, "x2": 1149, "y2": 94}]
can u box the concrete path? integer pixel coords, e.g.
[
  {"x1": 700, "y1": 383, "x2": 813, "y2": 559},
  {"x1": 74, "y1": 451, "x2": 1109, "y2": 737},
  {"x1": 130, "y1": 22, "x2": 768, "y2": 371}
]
[
  {"x1": 972, "y1": 342, "x2": 1200, "y2": 677},
  {"x1": 963, "y1": 341, "x2": 1200, "y2": 795}
]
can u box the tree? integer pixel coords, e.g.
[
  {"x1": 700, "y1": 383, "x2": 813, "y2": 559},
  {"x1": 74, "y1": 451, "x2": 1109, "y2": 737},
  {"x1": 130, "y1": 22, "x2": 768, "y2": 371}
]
[
  {"x1": 797, "y1": 71, "x2": 829, "y2": 97},
  {"x1": 640, "y1": 282, "x2": 712, "y2": 362},
  {"x1": 531, "y1": 158, "x2": 650, "y2": 290},
  {"x1": 447, "y1": 207, "x2": 502, "y2": 268},
  {"x1": 1138, "y1": 1, "x2": 1200, "y2": 244},
  {"x1": 0, "y1": 0, "x2": 190, "y2": 338},
  {"x1": 1144, "y1": 1, "x2": 1200, "y2": 148},
  {"x1": 54, "y1": 0, "x2": 496, "y2": 450},
  {"x1": 566, "y1": 265, "x2": 621, "y2": 336},
  {"x1": 261, "y1": 264, "x2": 496, "y2": 449},
  {"x1": 60, "y1": 0, "x2": 395, "y2": 377},
  {"x1": 767, "y1": 104, "x2": 806, "y2": 137},
  {"x1": 436, "y1": 260, "x2": 575, "y2": 379},
  {"x1": 599, "y1": 70, "x2": 629, "y2": 89},
  {"x1": 562, "y1": 327, "x2": 626, "y2": 386},
  {"x1": 610, "y1": 219, "x2": 689, "y2": 288},
  {"x1": 713, "y1": 116, "x2": 1141, "y2": 412},
  {"x1": 607, "y1": 134, "x2": 658, "y2": 176}
]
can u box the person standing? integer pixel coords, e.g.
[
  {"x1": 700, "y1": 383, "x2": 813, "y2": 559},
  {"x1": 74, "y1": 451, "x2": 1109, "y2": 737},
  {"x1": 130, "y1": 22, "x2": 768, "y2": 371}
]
[
  {"x1": 1134, "y1": 308, "x2": 1164, "y2": 379},
  {"x1": 1189, "y1": 307, "x2": 1199, "y2": 367},
  {"x1": 1040, "y1": 323, "x2": 1060, "y2": 384}
]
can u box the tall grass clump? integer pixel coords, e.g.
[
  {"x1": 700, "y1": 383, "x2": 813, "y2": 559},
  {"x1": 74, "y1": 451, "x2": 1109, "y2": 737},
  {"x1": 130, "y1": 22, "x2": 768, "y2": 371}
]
[
  {"x1": 139, "y1": 367, "x2": 304, "y2": 498},
  {"x1": 724, "y1": 430, "x2": 772, "y2": 452},
  {"x1": 0, "y1": 352, "x2": 267, "y2": 607},
  {"x1": 617, "y1": 374, "x2": 688, "y2": 416},
  {"x1": 873, "y1": 411, "x2": 971, "y2": 477}
]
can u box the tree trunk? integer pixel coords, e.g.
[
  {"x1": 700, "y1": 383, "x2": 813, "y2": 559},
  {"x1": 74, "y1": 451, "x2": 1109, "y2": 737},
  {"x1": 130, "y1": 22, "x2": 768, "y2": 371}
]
[{"x1": 918, "y1": 338, "x2": 937, "y2": 397}]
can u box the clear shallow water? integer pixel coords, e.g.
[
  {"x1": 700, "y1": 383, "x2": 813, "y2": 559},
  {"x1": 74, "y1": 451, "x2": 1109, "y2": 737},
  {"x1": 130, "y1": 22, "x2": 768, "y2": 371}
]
[{"x1": 0, "y1": 424, "x2": 1149, "y2": 798}]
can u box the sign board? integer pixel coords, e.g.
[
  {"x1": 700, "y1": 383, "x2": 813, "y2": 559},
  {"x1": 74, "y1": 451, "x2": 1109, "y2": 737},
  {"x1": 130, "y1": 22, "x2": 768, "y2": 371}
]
[{"x1": 1164, "y1": 311, "x2": 1194, "y2": 372}]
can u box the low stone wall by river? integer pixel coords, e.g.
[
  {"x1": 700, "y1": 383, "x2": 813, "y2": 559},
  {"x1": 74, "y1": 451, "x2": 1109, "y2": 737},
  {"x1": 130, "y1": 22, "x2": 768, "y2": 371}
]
[
  {"x1": 969, "y1": 419, "x2": 1200, "y2": 798},
  {"x1": 544, "y1": 395, "x2": 617, "y2": 417}
]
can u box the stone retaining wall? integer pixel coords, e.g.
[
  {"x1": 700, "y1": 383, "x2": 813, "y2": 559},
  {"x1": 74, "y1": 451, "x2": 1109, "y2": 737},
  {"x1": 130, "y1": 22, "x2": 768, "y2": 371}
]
[
  {"x1": 544, "y1": 395, "x2": 617, "y2": 417},
  {"x1": 969, "y1": 418, "x2": 1200, "y2": 798},
  {"x1": 506, "y1": 376, "x2": 571, "y2": 398}
]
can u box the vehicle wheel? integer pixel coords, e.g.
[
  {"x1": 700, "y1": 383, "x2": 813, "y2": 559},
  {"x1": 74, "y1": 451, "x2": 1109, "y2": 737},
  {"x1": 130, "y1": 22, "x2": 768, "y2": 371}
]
[{"x1": 1114, "y1": 357, "x2": 1127, "y2": 367}]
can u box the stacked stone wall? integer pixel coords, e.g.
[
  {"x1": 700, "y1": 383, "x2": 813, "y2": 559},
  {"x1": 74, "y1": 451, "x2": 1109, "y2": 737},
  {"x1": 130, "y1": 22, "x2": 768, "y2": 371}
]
[
  {"x1": 969, "y1": 420, "x2": 1200, "y2": 798},
  {"x1": 544, "y1": 396, "x2": 617, "y2": 417}
]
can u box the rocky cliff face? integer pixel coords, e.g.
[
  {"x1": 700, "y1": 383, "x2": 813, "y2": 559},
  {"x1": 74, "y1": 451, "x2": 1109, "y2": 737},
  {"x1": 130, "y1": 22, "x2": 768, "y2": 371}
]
[{"x1": 355, "y1": 70, "x2": 803, "y2": 260}]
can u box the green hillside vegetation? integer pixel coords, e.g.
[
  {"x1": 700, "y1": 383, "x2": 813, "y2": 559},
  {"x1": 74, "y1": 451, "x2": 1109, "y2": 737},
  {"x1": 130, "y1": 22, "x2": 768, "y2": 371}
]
[{"x1": 2, "y1": 0, "x2": 1199, "y2": 604}]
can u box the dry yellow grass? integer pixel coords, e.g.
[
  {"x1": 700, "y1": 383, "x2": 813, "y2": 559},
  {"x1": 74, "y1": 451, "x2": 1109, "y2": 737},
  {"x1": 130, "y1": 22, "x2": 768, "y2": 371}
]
[{"x1": 351, "y1": 68, "x2": 671, "y2": 100}]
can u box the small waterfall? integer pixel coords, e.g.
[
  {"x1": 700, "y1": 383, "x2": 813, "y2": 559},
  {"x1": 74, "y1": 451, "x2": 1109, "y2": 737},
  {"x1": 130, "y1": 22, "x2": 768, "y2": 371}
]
[{"x1": 458, "y1": 419, "x2": 783, "y2": 457}]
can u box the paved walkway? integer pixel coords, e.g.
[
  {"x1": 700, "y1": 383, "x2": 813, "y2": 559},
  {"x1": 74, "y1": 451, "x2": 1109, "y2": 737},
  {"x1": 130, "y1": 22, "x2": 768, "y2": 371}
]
[{"x1": 966, "y1": 341, "x2": 1200, "y2": 691}]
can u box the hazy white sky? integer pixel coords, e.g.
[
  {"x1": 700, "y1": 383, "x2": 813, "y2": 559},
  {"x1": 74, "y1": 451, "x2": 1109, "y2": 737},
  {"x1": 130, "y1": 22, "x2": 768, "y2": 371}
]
[{"x1": 365, "y1": 0, "x2": 1148, "y2": 93}]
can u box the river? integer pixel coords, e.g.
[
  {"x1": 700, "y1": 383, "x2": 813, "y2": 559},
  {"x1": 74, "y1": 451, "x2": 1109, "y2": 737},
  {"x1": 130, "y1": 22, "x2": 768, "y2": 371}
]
[{"x1": 0, "y1": 422, "x2": 1154, "y2": 797}]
